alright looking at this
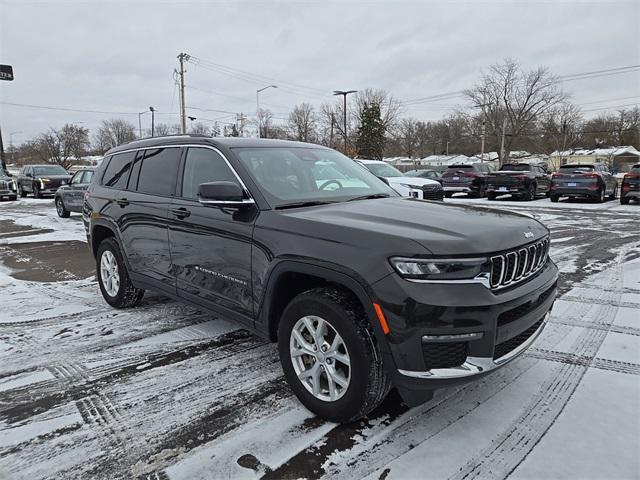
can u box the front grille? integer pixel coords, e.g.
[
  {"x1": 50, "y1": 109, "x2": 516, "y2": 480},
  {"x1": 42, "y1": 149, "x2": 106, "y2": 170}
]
[
  {"x1": 422, "y1": 342, "x2": 468, "y2": 369},
  {"x1": 422, "y1": 185, "x2": 443, "y2": 200},
  {"x1": 493, "y1": 317, "x2": 544, "y2": 360},
  {"x1": 497, "y1": 282, "x2": 557, "y2": 326},
  {"x1": 489, "y1": 237, "x2": 550, "y2": 289}
]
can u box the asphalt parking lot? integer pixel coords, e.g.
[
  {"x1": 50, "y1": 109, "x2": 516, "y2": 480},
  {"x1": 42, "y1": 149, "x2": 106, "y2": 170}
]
[{"x1": 0, "y1": 196, "x2": 639, "y2": 480}]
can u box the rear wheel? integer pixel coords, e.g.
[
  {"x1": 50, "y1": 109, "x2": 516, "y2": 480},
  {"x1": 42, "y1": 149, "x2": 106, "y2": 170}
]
[
  {"x1": 525, "y1": 184, "x2": 536, "y2": 201},
  {"x1": 278, "y1": 287, "x2": 390, "y2": 423},
  {"x1": 609, "y1": 185, "x2": 617, "y2": 200},
  {"x1": 595, "y1": 187, "x2": 605, "y2": 203},
  {"x1": 487, "y1": 192, "x2": 497, "y2": 201},
  {"x1": 550, "y1": 194, "x2": 560, "y2": 203},
  {"x1": 444, "y1": 192, "x2": 453, "y2": 198},
  {"x1": 620, "y1": 196, "x2": 630, "y2": 205},
  {"x1": 96, "y1": 237, "x2": 145, "y2": 308},
  {"x1": 55, "y1": 197, "x2": 70, "y2": 218}
]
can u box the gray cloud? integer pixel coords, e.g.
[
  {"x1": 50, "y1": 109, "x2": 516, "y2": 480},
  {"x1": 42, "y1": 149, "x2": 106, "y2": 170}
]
[{"x1": 1, "y1": 0, "x2": 638, "y2": 142}]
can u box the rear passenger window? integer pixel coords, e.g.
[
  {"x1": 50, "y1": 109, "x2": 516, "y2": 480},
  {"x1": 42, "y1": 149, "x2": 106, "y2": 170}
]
[
  {"x1": 102, "y1": 152, "x2": 135, "y2": 189},
  {"x1": 136, "y1": 148, "x2": 181, "y2": 196},
  {"x1": 181, "y1": 147, "x2": 237, "y2": 200},
  {"x1": 82, "y1": 171, "x2": 94, "y2": 183}
]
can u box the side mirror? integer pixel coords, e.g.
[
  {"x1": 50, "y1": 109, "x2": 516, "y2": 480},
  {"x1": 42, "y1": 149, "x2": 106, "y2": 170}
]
[{"x1": 198, "y1": 181, "x2": 254, "y2": 207}]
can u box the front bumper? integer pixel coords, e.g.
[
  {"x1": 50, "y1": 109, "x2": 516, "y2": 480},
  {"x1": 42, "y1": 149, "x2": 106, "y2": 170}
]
[{"x1": 372, "y1": 260, "x2": 558, "y2": 405}]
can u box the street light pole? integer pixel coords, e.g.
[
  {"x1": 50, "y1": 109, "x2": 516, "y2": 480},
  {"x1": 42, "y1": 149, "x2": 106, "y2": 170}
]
[
  {"x1": 333, "y1": 90, "x2": 357, "y2": 155},
  {"x1": 9, "y1": 131, "x2": 22, "y2": 164},
  {"x1": 256, "y1": 85, "x2": 277, "y2": 138},
  {"x1": 149, "y1": 106, "x2": 155, "y2": 137}
]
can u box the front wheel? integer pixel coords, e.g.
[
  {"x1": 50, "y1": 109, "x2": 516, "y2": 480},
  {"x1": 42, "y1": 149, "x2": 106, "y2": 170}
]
[
  {"x1": 278, "y1": 287, "x2": 390, "y2": 423},
  {"x1": 609, "y1": 185, "x2": 617, "y2": 200},
  {"x1": 55, "y1": 197, "x2": 70, "y2": 218},
  {"x1": 96, "y1": 237, "x2": 145, "y2": 308},
  {"x1": 18, "y1": 184, "x2": 27, "y2": 198},
  {"x1": 33, "y1": 183, "x2": 42, "y2": 199}
]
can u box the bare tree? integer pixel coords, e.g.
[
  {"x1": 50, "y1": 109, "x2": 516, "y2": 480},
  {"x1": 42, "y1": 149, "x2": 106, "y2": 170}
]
[
  {"x1": 94, "y1": 118, "x2": 137, "y2": 153},
  {"x1": 255, "y1": 108, "x2": 275, "y2": 138},
  {"x1": 189, "y1": 122, "x2": 211, "y2": 136},
  {"x1": 287, "y1": 103, "x2": 317, "y2": 142},
  {"x1": 465, "y1": 58, "x2": 567, "y2": 164},
  {"x1": 150, "y1": 123, "x2": 180, "y2": 137},
  {"x1": 538, "y1": 102, "x2": 583, "y2": 154},
  {"x1": 395, "y1": 118, "x2": 420, "y2": 158},
  {"x1": 29, "y1": 124, "x2": 90, "y2": 169}
]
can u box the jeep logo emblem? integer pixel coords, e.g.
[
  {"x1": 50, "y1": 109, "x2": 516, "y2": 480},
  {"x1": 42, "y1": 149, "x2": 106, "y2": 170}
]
[{"x1": 523, "y1": 231, "x2": 534, "y2": 239}]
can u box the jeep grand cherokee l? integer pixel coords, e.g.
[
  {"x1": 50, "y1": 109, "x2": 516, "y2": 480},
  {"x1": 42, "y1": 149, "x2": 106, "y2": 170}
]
[{"x1": 83, "y1": 136, "x2": 558, "y2": 422}]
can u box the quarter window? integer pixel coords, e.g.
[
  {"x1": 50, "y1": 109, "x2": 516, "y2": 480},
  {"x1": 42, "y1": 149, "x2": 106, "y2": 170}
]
[
  {"x1": 136, "y1": 148, "x2": 181, "y2": 196},
  {"x1": 181, "y1": 147, "x2": 238, "y2": 200},
  {"x1": 102, "y1": 152, "x2": 135, "y2": 189}
]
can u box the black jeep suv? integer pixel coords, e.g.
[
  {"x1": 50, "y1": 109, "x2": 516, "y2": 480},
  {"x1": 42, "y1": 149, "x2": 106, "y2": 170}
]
[
  {"x1": 83, "y1": 136, "x2": 558, "y2": 422},
  {"x1": 17, "y1": 164, "x2": 72, "y2": 198}
]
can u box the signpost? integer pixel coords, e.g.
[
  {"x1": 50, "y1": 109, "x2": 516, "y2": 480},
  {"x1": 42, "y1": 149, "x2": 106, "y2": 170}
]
[{"x1": 0, "y1": 64, "x2": 14, "y2": 171}]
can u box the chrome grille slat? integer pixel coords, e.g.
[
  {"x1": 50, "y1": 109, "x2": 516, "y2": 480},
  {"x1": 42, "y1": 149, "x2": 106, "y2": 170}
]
[{"x1": 489, "y1": 237, "x2": 549, "y2": 290}]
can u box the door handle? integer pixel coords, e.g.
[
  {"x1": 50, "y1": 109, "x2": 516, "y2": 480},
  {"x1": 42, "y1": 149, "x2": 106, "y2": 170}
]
[
  {"x1": 116, "y1": 197, "x2": 129, "y2": 207},
  {"x1": 171, "y1": 207, "x2": 191, "y2": 219}
]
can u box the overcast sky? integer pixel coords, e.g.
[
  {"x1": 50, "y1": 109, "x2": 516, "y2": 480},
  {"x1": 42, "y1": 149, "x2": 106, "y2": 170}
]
[{"x1": 1, "y1": 0, "x2": 638, "y2": 143}]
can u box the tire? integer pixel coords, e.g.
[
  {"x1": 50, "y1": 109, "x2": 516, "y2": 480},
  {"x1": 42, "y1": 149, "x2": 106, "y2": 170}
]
[
  {"x1": 620, "y1": 196, "x2": 630, "y2": 205},
  {"x1": 444, "y1": 192, "x2": 453, "y2": 198},
  {"x1": 609, "y1": 185, "x2": 617, "y2": 200},
  {"x1": 33, "y1": 183, "x2": 42, "y2": 199},
  {"x1": 9, "y1": 195, "x2": 17, "y2": 201},
  {"x1": 525, "y1": 184, "x2": 536, "y2": 201},
  {"x1": 595, "y1": 187, "x2": 605, "y2": 203},
  {"x1": 18, "y1": 184, "x2": 26, "y2": 198},
  {"x1": 278, "y1": 287, "x2": 390, "y2": 423},
  {"x1": 487, "y1": 192, "x2": 497, "y2": 201},
  {"x1": 472, "y1": 184, "x2": 485, "y2": 198},
  {"x1": 96, "y1": 237, "x2": 145, "y2": 309},
  {"x1": 550, "y1": 194, "x2": 560, "y2": 203},
  {"x1": 55, "y1": 196, "x2": 70, "y2": 218}
]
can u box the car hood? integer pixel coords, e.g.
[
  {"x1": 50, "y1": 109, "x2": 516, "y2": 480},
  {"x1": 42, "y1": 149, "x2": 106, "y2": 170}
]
[
  {"x1": 278, "y1": 197, "x2": 548, "y2": 255},
  {"x1": 387, "y1": 176, "x2": 440, "y2": 187}
]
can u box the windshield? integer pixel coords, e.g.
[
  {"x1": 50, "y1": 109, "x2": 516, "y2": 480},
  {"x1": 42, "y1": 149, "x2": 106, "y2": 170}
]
[
  {"x1": 33, "y1": 165, "x2": 68, "y2": 176},
  {"x1": 363, "y1": 163, "x2": 404, "y2": 177},
  {"x1": 234, "y1": 147, "x2": 396, "y2": 207},
  {"x1": 500, "y1": 164, "x2": 530, "y2": 171}
]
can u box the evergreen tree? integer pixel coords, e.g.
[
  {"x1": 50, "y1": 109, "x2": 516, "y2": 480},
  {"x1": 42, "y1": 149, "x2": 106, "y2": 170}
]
[{"x1": 355, "y1": 103, "x2": 386, "y2": 160}]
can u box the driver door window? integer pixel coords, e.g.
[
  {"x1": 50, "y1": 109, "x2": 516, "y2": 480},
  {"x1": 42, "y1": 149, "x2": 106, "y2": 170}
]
[
  {"x1": 71, "y1": 172, "x2": 84, "y2": 185},
  {"x1": 181, "y1": 147, "x2": 238, "y2": 199}
]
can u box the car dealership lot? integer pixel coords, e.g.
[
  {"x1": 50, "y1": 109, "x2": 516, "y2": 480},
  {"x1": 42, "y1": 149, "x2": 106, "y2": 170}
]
[{"x1": 0, "y1": 198, "x2": 638, "y2": 480}]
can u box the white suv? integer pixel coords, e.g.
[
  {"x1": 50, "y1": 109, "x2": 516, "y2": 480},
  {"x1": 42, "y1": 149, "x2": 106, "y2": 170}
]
[{"x1": 357, "y1": 159, "x2": 443, "y2": 200}]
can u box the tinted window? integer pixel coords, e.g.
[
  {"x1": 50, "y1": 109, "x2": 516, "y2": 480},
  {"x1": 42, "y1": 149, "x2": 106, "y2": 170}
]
[
  {"x1": 102, "y1": 152, "x2": 135, "y2": 188},
  {"x1": 182, "y1": 147, "x2": 237, "y2": 199},
  {"x1": 136, "y1": 147, "x2": 181, "y2": 196},
  {"x1": 71, "y1": 172, "x2": 84, "y2": 184},
  {"x1": 34, "y1": 165, "x2": 68, "y2": 176}
]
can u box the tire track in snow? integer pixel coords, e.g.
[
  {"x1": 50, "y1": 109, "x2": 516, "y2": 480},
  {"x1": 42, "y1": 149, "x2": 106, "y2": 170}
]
[{"x1": 445, "y1": 246, "x2": 626, "y2": 480}]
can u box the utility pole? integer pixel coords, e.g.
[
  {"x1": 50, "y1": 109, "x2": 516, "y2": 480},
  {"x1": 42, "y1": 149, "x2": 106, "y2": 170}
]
[
  {"x1": 330, "y1": 113, "x2": 336, "y2": 148},
  {"x1": 500, "y1": 117, "x2": 507, "y2": 166},
  {"x1": 177, "y1": 52, "x2": 189, "y2": 134},
  {"x1": 480, "y1": 120, "x2": 486, "y2": 163},
  {"x1": 0, "y1": 127, "x2": 6, "y2": 172},
  {"x1": 333, "y1": 90, "x2": 357, "y2": 155},
  {"x1": 237, "y1": 113, "x2": 247, "y2": 137}
]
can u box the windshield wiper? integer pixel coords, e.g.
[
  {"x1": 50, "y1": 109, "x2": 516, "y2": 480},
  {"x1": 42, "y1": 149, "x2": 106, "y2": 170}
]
[
  {"x1": 275, "y1": 200, "x2": 337, "y2": 210},
  {"x1": 347, "y1": 193, "x2": 391, "y2": 202}
]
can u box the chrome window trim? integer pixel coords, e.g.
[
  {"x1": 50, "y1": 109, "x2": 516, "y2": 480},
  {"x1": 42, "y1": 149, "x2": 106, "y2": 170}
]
[
  {"x1": 398, "y1": 312, "x2": 549, "y2": 379},
  {"x1": 105, "y1": 143, "x2": 254, "y2": 202}
]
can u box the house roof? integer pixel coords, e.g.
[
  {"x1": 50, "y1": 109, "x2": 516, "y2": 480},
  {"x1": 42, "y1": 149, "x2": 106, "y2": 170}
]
[{"x1": 550, "y1": 146, "x2": 640, "y2": 157}]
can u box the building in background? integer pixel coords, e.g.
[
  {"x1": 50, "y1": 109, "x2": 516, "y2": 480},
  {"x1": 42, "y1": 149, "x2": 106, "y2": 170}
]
[{"x1": 549, "y1": 146, "x2": 640, "y2": 172}]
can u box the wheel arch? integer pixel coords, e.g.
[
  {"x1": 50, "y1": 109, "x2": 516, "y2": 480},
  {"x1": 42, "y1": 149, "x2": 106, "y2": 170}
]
[{"x1": 258, "y1": 261, "x2": 387, "y2": 348}]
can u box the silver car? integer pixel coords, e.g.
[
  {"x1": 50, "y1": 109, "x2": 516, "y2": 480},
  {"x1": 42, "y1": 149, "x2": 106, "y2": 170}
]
[{"x1": 55, "y1": 168, "x2": 95, "y2": 217}]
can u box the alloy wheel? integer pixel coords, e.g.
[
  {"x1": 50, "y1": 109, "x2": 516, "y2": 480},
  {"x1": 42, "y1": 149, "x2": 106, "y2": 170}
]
[
  {"x1": 100, "y1": 250, "x2": 120, "y2": 297},
  {"x1": 56, "y1": 198, "x2": 64, "y2": 216},
  {"x1": 290, "y1": 315, "x2": 351, "y2": 402}
]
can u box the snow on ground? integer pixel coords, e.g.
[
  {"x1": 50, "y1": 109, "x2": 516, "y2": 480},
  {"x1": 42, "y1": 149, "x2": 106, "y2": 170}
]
[{"x1": 0, "y1": 196, "x2": 638, "y2": 479}]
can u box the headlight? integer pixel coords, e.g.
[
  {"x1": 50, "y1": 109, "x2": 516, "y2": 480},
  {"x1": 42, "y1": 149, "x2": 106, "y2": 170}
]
[{"x1": 390, "y1": 257, "x2": 489, "y2": 281}]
